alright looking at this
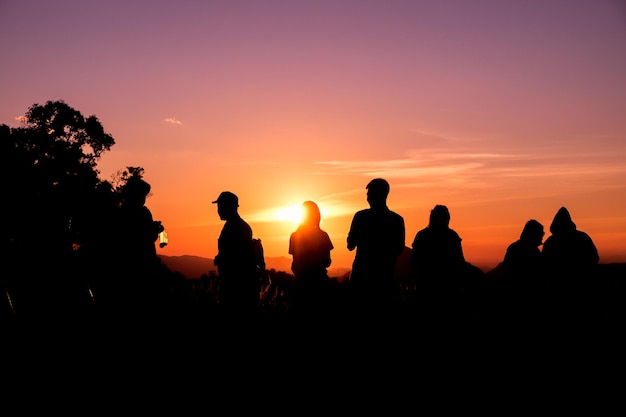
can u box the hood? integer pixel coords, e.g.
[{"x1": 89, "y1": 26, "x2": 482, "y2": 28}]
[{"x1": 549, "y1": 206, "x2": 577, "y2": 235}]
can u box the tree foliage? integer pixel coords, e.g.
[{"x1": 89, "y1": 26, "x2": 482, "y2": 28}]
[
  {"x1": 0, "y1": 100, "x2": 155, "y2": 317},
  {"x1": 22, "y1": 99, "x2": 115, "y2": 165}
]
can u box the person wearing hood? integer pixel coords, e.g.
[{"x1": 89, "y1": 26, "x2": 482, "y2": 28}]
[
  {"x1": 541, "y1": 206, "x2": 599, "y2": 325},
  {"x1": 502, "y1": 219, "x2": 545, "y2": 278},
  {"x1": 499, "y1": 219, "x2": 546, "y2": 327},
  {"x1": 542, "y1": 206, "x2": 599, "y2": 273}
]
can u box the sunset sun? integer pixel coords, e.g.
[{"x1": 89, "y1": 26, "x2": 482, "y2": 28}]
[{"x1": 272, "y1": 204, "x2": 304, "y2": 225}]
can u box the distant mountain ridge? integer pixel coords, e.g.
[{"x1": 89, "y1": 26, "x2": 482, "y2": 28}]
[
  {"x1": 159, "y1": 252, "x2": 626, "y2": 282},
  {"x1": 159, "y1": 246, "x2": 457, "y2": 280},
  {"x1": 159, "y1": 254, "x2": 351, "y2": 280}
]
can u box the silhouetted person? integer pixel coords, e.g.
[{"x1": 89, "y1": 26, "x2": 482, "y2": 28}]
[
  {"x1": 542, "y1": 207, "x2": 599, "y2": 274},
  {"x1": 502, "y1": 219, "x2": 545, "y2": 277},
  {"x1": 499, "y1": 219, "x2": 546, "y2": 326},
  {"x1": 347, "y1": 178, "x2": 405, "y2": 324},
  {"x1": 410, "y1": 204, "x2": 482, "y2": 326},
  {"x1": 212, "y1": 191, "x2": 261, "y2": 322},
  {"x1": 289, "y1": 201, "x2": 334, "y2": 322},
  {"x1": 113, "y1": 176, "x2": 165, "y2": 318},
  {"x1": 542, "y1": 206, "x2": 599, "y2": 325}
]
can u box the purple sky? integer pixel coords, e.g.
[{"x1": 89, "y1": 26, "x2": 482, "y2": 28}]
[{"x1": 2, "y1": 0, "x2": 625, "y2": 269}]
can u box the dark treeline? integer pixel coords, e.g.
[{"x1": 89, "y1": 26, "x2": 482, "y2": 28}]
[{"x1": 2, "y1": 100, "x2": 625, "y2": 337}]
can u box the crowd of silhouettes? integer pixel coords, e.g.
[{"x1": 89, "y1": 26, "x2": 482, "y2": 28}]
[
  {"x1": 202, "y1": 181, "x2": 614, "y2": 334},
  {"x1": 487, "y1": 207, "x2": 602, "y2": 329},
  {"x1": 205, "y1": 180, "x2": 611, "y2": 334},
  {"x1": 3, "y1": 100, "x2": 625, "y2": 336}
]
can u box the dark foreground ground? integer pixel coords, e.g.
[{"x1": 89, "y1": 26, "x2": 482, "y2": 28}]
[
  {"x1": 2, "y1": 264, "x2": 625, "y2": 411},
  {"x1": 3, "y1": 304, "x2": 624, "y2": 413}
]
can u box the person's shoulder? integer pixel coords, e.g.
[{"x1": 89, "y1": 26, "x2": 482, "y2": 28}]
[
  {"x1": 506, "y1": 239, "x2": 521, "y2": 251},
  {"x1": 231, "y1": 216, "x2": 253, "y2": 234},
  {"x1": 448, "y1": 229, "x2": 459, "y2": 236},
  {"x1": 414, "y1": 226, "x2": 430, "y2": 236},
  {"x1": 542, "y1": 234, "x2": 555, "y2": 244},
  {"x1": 352, "y1": 208, "x2": 370, "y2": 218},
  {"x1": 447, "y1": 228, "x2": 463, "y2": 240},
  {"x1": 237, "y1": 215, "x2": 252, "y2": 227}
]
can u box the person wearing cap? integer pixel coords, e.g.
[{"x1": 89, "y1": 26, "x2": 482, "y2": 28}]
[{"x1": 212, "y1": 191, "x2": 260, "y2": 319}]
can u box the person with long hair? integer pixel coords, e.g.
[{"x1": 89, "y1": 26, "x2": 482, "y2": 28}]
[{"x1": 289, "y1": 201, "x2": 334, "y2": 321}]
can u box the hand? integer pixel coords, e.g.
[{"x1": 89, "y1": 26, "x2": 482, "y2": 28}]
[{"x1": 154, "y1": 220, "x2": 165, "y2": 233}]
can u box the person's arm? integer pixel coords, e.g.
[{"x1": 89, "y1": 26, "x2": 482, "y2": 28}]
[
  {"x1": 288, "y1": 233, "x2": 298, "y2": 274},
  {"x1": 410, "y1": 233, "x2": 420, "y2": 268},
  {"x1": 455, "y1": 232, "x2": 466, "y2": 263},
  {"x1": 395, "y1": 215, "x2": 406, "y2": 256},
  {"x1": 347, "y1": 214, "x2": 360, "y2": 251},
  {"x1": 324, "y1": 232, "x2": 333, "y2": 268},
  {"x1": 583, "y1": 232, "x2": 600, "y2": 264}
]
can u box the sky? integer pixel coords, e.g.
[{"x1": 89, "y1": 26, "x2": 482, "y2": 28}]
[{"x1": 1, "y1": 0, "x2": 625, "y2": 271}]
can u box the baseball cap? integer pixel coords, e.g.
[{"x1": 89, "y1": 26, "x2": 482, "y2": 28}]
[{"x1": 212, "y1": 191, "x2": 239, "y2": 206}]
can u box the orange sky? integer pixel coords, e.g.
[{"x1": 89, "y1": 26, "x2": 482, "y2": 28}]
[{"x1": 1, "y1": 1, "x2": 625, "y2": 271}]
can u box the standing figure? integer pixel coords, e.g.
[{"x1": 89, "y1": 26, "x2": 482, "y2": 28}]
[
  {"x1": 499, "y1": 219, "x2": 546, "y2": 326},
  {"x1": 410, "y1": 204, "x2": 482, "y2": 325},
  {"x1": 542, "y1": 207, "x2": 599, "y2": 274},
  {"x1": 114, "y1": 175, "x2": 165, "y2": 317},
  {"x1": 541, "y1": 206, "x2": 599, "y2": 325},
  {"x1": 289, "y1": 201, "x2": 334, "y2": 321},
  {"x1": 212, "y1": 191, "x2": 260, "y2": 320},
  {"x1": 347, "y1": 178, "x2": 405, "y2": 321},
  {"x1": 502, "y1": 219, "x2": 545, "y2": 278}
]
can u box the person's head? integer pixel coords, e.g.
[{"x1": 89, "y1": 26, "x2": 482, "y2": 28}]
[
  {"x1": 212, "y1": 191, "x2": 239, "y2": 220},
  {"x1": 429, "y1": 204, "x2": 450, "y2": 229},
  {"x1": 366, "y1": 178, "x2": 390, "y2": 209},
  {"x1": 550, "y1": 206, "x2": 576, "y2": 235},
  {"x1": 520, "y1": 219, "x2": 544, "y2": 246},
  {"x1": 300, "y1": 200, "x2": 321, "y2": 228},
  {"x1": 121, "y1": 176, "x2": 151, "y2": 206}
]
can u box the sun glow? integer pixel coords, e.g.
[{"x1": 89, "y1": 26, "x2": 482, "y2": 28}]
[{"x1": 272, "y1": 204, "x2": 304, "y2": 225}]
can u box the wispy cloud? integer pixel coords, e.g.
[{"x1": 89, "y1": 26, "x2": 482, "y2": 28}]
[
  {"x1": 163, "y1": 117, "x2": 182, "y2": 125},
  {"x1": 246, "y1": 134, "x2": 626, "y2": 224},
  {"x1": 315, "y1": 145, "x2": 626, "y2": 196}
]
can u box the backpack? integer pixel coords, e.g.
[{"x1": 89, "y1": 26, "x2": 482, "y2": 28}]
[{"x1": 252, "y1": 238, "x2": 266, "y2": 271}]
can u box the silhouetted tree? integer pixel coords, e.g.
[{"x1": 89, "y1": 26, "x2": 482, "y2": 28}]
[{"x1": 1, "y1": 100, "x2": 116, "y2": 319}]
